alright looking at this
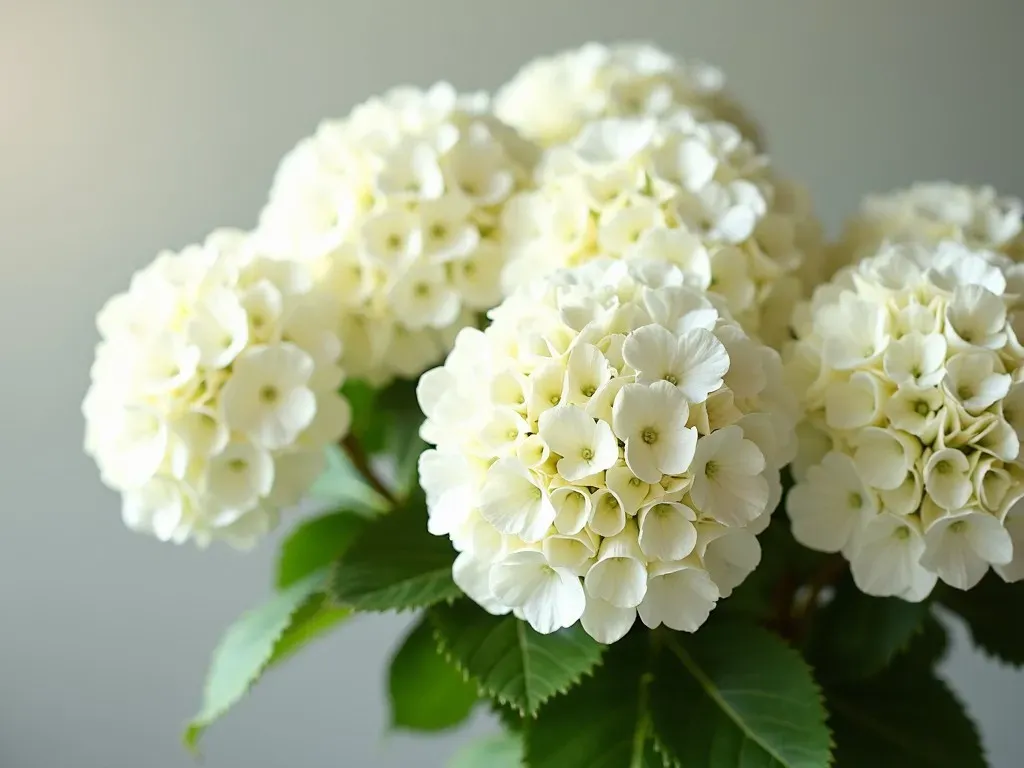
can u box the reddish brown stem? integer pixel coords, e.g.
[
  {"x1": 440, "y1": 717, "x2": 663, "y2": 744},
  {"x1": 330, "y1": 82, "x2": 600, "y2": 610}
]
[{"x1": 341, "y1": 433, "x2": 397, "y2": 506}]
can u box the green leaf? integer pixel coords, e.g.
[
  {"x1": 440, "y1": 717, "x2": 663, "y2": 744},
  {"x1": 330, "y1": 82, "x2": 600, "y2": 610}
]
[
  {"x1": 377, "y1": 377, "x2": 427, "y2": 499},
  {"x1": 937, "y1": 572, "x2": 1024, "y2": 666},
  {"x1": 342, "y1": 378, "x2": 384, "y2": 453},
  {"x1": 524, "y1": 630, "x2": 660, "y2": 768},
  {"x1": 270, "y1": 593, "x2": 349, "y2": 665},
  {"x1": 901, "y1": 613, "x2": 949, "y2": 670},
  {"x1": 308, "y1": 444, "x2": 390, "y2": 514},
  {"x1": 184, "y1": 570, "x2": 347, "y2": 750},
  {"x1": 430, "y1": 599, "x2": 605, "y2": 716},
  {"x1": 806, "y1": 574, "x2": 930, "y2": 681},
  {"x1": 826, "y1": 657, "x2": 985, "y2": 767},
  {"x1": 388, "y1": 616, "x2": 478, "y2": 732},
  {"x1": 652, "y1": 621, "x2": 832, "y2": 768},
  {"x1": 491, "y1": 700, "x2": 526, "y2": 733},
  {"x1": 449, "y1": 732, "x2": 524, "y2": 768},
  {"x1": 276, "y1": 511, "x2": 366, "y2": 589},
  {"x1": 329, "y1": 501, "x2": 460, "y2": 611}
]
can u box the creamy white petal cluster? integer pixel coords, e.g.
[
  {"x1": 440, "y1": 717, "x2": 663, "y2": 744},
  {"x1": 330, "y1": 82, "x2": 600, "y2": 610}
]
[
  {"x1": 258, "y1": 82, "x2": 537, "y2": 385},
  {"x1": 83, "y1": 230, "x2": 351, "y2": 548},
  {"x1": 500, "y1": 112, "x2": 822, "y2": 348},
  {"x1": 495, "y1": 42, "x2": 761, "y2": 148},
  {"x1": 787, "y1": 240, "x2": 1024, "y2": 599},
  {"x1": 832, "y1": 182, "x2": 1024, "y2": 275},
  {"x1": 418, "y1": 259, "x2": 798, "y2": 642}
]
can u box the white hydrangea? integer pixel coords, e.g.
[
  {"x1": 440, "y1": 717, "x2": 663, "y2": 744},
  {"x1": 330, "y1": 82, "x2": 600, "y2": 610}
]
[
  {"x1": 495, "y1": 42, "x2": 761, "y2": 148},
  {"x1": 258, "y1": 82, "x2": 537, "y2": 385},
  {"x1": 83, "y1": 230, "x2": 351, "y2": 548},
  {"x1": 832, "y1": 182, "x2": 1024, "y2": 275},
  {"x1": 418, "y1": 259, "x2": 798, "y2": 642},
  {"x1": 499, "y1": 112, "x2": 823, "y2": 348},
  {"x1": 787, "y1": 239, "x2": 1024, "y2": 599}
]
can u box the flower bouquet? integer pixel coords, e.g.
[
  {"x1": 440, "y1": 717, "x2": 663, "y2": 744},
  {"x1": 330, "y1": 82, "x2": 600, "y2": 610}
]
[{"x1": 84, "y1": 42, "x2": 1024, "y2": 767}]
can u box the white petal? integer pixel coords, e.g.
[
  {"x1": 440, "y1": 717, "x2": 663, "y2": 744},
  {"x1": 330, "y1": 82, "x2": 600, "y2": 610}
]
[
  {"x1": 638, "y1": 564, "x2": 719, "y2": 632},
  {"x1": 702, "y1": 528, "x2": 761, "y2": 597},
  {"x1": 850, "y1": 515, "x2": 935, "y2": 601},
  {"x1": 853, "y1": 427, "x2": 913, "y2": 491},
  {"x1": 674, "y1": 328, "x2": 730, "y2": 404},
  {"x1": 490, "y1": 550, "x2": 585, "y2": 634},
  {"x1": 453, "y1": 552, "x2": 510, "y2": 616},
  {"x1": 995, "y1": 510, "x2": 1024, "y2": 582},
  {"x1": 479, "y1": 458, "x2": 555, "y2": 541},
  {"x1": 589, "y1": 489, "x2": 627, "y2": 538},
  {"x1": 585, "y1": 528, "x2": 648, "y2": 609},
  {"x1": 551, "y1": 486, "x2": 591, "y2": 535},
  {"x1": 638, "y1": 502, "x2": 698, "y2": 561},
  {"x1": 580, "y1": 594, "x2": 637, "y2": 644}
]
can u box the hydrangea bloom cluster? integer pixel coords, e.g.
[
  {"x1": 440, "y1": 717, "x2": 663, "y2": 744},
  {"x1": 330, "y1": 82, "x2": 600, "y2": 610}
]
[
  {"x1": 787, "y1": 240, "x2": 1024, "y2": 599},
  {"x1": 83, "y1": 230, "x2": 351, "y2": 548},
  {"x1": 832, "y1": 182, "x2": 1024, "y2": 275},
  {"x1": 417, "y1": 259, "x2": 798, "y2": 642},
  {"x1": 258, "y1": 82, "x2": 537, "y2": 384},
  {"x1": 500, "y1": 113, "x2": 822, "y2": 348},
  {"x1": 495, "y1": 42, "x2": 761, "y2": 148}
]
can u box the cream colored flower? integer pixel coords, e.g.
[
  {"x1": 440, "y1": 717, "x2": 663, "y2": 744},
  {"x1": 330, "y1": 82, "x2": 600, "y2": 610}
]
[
  {"x1": 84, "y1": 230, "x2": 351, "y2": 548},
  {"x1": 419, "y1": 259, "x2": 797, "y2": 641},
  {"x1": 786, "y1": 238, "x2": 1024, "y2": 598}
]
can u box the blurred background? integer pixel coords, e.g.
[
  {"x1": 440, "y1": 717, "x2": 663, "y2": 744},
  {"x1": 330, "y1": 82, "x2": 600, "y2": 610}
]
[{"x1": 2, "y1": 1, "x2": 1023, "y2": 766}]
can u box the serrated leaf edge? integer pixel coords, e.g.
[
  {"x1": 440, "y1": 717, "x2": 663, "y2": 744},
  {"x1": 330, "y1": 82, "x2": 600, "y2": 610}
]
[
  {"x1": 183, "y1": 574, "x2": 324, "y2": 754},
  {"x1": 326, "y1": 555, "x2": 461, "y2": 614},
  {"x1": 428, "y1": 607, "x2": 607, "y2": 717}
]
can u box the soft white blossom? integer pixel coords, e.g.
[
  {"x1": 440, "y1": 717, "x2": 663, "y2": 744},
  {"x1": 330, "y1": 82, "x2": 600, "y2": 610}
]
[
  {"x1": 498, "y1": 110, "x2": 822, "y2": 348},
  {"x1": 494, "y1": 42, "x2": 761, "y2": 148},
  {"x1": 258, "y1": 82, "x2": 537, "y2": 384},
  {"x1": 419, "y1": 259, "x2": 798, "y2": 641},
  {"x1": 84, "y1": 230, "x2": 351, "y2": 548},
  {"x1": 832, "y1": 182, "x2": 1024, "y2": 277},
  {"x1": 787, "y1": 239, "x2": 1024, "y2": 598}
]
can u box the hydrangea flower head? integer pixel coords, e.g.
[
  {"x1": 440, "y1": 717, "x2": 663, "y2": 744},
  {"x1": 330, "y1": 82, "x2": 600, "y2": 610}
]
[
  {"x1": 258, "y1": 82, "x2": 537, "y2": 385},
  {"x1": 787, "y1": 239, "x2": 1024, "y2": 599},
  {"x1": 418, "y1": 259, "x2": 798, "y2": 642},
  {"x1": 832, "y1": 182, "x2": 1024, "y2": 276},
  {"x1": 495, "y1": 42, "x2": 761, "y2": 148},
  {"x1": 83, "y1": 230, "x2": 351, "y2": 548},
  {"x1": 499, "y1": 112, "x2": 823, "y2": 348}
]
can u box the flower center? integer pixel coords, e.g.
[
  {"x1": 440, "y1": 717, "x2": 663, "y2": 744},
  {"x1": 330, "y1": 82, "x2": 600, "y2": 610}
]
[
  {"x1": 413, "y1": 282, "x2": 431, "y2": 298},
  {"x1": 914, "y1": 401, "x2": 930, "y2": 416},
  {"x1": 949, "y1": 520, "x2": 967, "y2": 534},
  {"x1": 582, "y1": 384, "x2": 597, "y2": 397},
  {"x1": 228, "y1": 458, "x2": 247, "y2": 472},
  {"x1": 705, "y1": 460, "x2": 719, "y2": 479},
  {"x1": 549, "y1": 394, "x2": 561, "y2": 405},
  {"x1": 893, "y1": 525, "x2": 911, "y2": 541},
  {"x1": 259, "y1": 385, "x2": 279, "y2": 404},
  {"x1": 935, "y1": 460, "x2": 951, "y2": 475},
  {"x1": 664, "y1": 373, "x2": 679, "y2": 385},
  {"x1": 957, "y1": 385, "x2": 972, "y2": 401},
  {"x1": 581, "y1": 447, "x2": 594, "y2": 461},
  {"x1": 430, "y1": 223, "x2": 447, "y2": 240},
  {"x1": 848, "y1": 492, "x2": 863, "y2": 509},
  {"x1": 641, "y1": 427, "x2": 658, "y2": 444},
  {"x1": 386, "y1": 233, "x2": 403, "y2": 250}
]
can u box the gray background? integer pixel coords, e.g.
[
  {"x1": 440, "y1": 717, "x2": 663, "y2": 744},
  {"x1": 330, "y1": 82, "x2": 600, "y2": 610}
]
[{"x1": 2, "y1": 1, "x2": 1023, "y2": 766}]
